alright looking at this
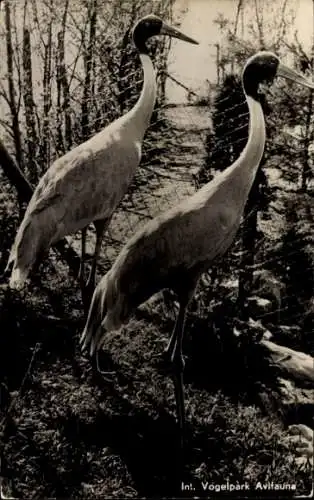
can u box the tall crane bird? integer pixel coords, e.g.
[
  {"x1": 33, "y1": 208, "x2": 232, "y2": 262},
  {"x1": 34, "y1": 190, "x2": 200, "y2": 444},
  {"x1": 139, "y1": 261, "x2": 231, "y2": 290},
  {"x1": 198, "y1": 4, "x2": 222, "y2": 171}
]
[
  {"x1": 80, "y1": 52, "x2": 314, "y2": 446},
  {"x1": 6, "y1": 15, "x2": 198, "y2": 308}
]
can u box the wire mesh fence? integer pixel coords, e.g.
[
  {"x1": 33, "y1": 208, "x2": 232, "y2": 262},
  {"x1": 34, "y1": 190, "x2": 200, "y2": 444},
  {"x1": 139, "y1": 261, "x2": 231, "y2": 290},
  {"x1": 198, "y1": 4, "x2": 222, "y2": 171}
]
[
  {"x1": 1, "y1": 3, "x2": 314, "y2": 498},
  {"x1": 73, "y1": 102, "x2": 209, "y2": 267},
  {"x1": 0, "y1": 0, "x2": 313, "y2": 343}
]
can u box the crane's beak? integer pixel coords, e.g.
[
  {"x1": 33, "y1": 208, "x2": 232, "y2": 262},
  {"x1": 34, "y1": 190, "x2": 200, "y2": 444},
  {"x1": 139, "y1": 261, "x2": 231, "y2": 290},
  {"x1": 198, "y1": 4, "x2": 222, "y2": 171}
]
[
  {"x1": 277, "y1": 63, "x2": 314, "y2": 89},
  {"x1": 160, "y1": 22, "x2": 199, "y2": 44}
]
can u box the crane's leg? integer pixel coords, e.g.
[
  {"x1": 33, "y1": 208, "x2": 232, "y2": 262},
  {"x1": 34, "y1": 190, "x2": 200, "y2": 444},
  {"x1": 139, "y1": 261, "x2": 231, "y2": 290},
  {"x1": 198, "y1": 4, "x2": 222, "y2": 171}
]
[
  {"x1": 81, "y1": 218, "x2": 108, "y2": 312},
  {"x1": 163, "y1": 292, "x2": 193, "y2": 450},
  {"x1": 86, "y1": 219, "x2": 107, "y2": 289},
  {"x1": 162, "y1": 279, "x2": 198, "y2": 449},
  {"x1": 78, "y1": 227, "x2": 87, "y2": 286},
  {"x1": 164, "y1": 286, "x2": 195, "y2": 364}
]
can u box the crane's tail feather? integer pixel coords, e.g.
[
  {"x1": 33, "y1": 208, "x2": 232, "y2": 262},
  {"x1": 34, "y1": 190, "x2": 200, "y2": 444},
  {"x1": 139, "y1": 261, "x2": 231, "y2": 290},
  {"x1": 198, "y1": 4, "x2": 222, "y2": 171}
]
[
  {"x1": 80, "y1": 272, "x2": 126, "y2": 358},
  {"x1": 9, "y1": 267, "x2": 29, "y2": 290},
  {"x1": 89, "y1": 324, "x2": 104, "y2": 357},
  {"x1": 80, "y1": 277, "x2": 109, "y2": 354},
  {"x1": 7, "y1": 215, "x2": 50, "y2": 289},
  {"x1": 88, "y1": 313, "x2": 121, "y2": 356}
]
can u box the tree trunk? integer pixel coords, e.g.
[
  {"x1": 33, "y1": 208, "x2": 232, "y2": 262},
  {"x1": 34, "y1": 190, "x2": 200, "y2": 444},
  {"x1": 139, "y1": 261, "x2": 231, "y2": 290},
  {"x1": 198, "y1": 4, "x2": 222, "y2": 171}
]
[
  {"x1": 56, "y1": 32, "x2": 65, "y2": 156},
  {"x1": 254, "y1": 0, "x2": 265, "y2": 49},
  {"x1": 60, "y1": 0, "x2": 72, "y2": 151},
  {"x1": 22, "y1": 25, "x2": 38, "y2": 185},
  {"x1": 118, "y1": 29, "x2": 132, "y2": 115},
  {"x1": 81, "y1": 0, "x2": 97, "y2": 141},
  {"x1": 232, "y1": 0, "x2": 244, "y2": 72},
  {"x1": 301, "y1": 90, "x2": 313, "y2": 192},
  {"x1": 41, "y1": 21, "x2": 52, "y2": 172},
  {"x1": 0, "y1": 139, "x2": 32, "y2": 209},
  {"x1": 5, "y1": 2, "x2": 24, "y2": 171}
]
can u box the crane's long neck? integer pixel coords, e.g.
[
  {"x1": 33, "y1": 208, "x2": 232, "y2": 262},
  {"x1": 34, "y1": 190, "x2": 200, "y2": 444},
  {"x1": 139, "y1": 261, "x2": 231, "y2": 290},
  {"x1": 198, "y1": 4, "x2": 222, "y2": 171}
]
[
  {"x1": 129, "y1": 53, "x2": 157, "y2": 139},
  {"x1": 230, "y1": 93, "x2": 266, "y2": 203}
]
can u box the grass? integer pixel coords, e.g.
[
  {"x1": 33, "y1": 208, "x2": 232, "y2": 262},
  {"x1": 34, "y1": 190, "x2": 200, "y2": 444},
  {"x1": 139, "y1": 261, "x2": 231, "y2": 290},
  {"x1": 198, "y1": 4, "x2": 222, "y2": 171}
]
[
  {"x1": 0, "y1": 267, "x2": 312, "y2": 498},
  {"x1": 0, "y1": 115, "x2": 312, "y2": 498}
]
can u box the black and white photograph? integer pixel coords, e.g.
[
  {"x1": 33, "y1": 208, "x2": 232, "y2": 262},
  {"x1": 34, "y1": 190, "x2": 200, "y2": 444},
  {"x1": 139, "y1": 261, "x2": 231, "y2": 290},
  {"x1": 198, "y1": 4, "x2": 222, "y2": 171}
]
[{"x1": 0, "y1": 0, "x2": 313, "y2": 498}]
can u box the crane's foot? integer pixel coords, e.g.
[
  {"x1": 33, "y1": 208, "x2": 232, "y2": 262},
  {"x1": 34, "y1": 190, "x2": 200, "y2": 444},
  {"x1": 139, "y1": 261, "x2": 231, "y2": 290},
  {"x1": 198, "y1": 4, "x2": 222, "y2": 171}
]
[
  {"x1": 170, "y1": 355, "x2": 186, "y2": 451},
  {"x1": 152, "y1": 346, "x2": 185, "y2": 374},
  {"x1": 152, "y1": 348, "x2": 187, "y2": 448},
  {"x1": 81, "y1": 348, "x2": 116, "y2": 383},
  {"x1": 93, "y1": 350, "x2": 117, "y2": 382}
]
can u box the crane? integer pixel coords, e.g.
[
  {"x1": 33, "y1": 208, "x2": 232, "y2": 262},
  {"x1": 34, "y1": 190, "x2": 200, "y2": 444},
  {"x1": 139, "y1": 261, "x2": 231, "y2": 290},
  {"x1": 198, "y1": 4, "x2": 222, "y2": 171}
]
[
  {"x1": 6, "y1": 14, "x2": 198, "y2": 310},
  {"x1": 80, "y1": 51, "x2": 314, "y2": 446}
]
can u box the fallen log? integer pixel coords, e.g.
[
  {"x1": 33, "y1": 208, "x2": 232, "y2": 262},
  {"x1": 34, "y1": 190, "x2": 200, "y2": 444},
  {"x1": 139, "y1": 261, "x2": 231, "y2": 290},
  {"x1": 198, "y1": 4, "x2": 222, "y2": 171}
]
[
  {"x1": 258, "y1": 338, "x2": 314, "y2": 434},
  {"x1": 261, "y1": 339, "x2": 314, "y2": 387},
  {"x1": 234, "y1": 320, "x2": 313, "y2": 433}
]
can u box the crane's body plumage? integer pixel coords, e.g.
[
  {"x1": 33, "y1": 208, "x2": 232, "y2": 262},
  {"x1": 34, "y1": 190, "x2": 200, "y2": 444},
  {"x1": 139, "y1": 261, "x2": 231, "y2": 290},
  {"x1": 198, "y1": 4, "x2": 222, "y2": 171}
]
[
  {"x1": 8, "y1": 114, "x2": 143, "y2": 285},
  {"x1": 8, "y1": 15, "x2": 198, "y2": 291},
  {"x1": 80, "y1": 52, "x2": 314, "y2": 446},
  {"x1": 82, "y1": 95, "x2": 265, "y2": 339}
]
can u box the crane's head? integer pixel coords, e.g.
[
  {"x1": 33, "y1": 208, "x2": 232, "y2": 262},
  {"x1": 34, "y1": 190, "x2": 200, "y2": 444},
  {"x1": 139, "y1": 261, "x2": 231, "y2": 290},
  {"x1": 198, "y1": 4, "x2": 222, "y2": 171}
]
[
  {"x1": 242, "y1": 51, "x2": 314, "y2": 99},
  {"x1": 132, "y1": 14, "x2": 198, "y2": 54}
]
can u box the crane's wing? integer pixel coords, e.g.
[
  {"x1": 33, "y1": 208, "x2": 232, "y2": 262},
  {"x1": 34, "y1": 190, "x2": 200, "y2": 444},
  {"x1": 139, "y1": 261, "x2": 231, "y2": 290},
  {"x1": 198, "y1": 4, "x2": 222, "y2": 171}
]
[
  {"x1": 25, "y1": 130, "x2": 141, "y2": 237},
  {"x1": 98, "y1": 177, "x2": 241, "y2": 324},
  {"x1": 8, "y1": 125, "x2": 141, "y2": 287},
  {"x1": 81, "y1": 183, "x2": 242, "y2": 341},
  {"x1": 80, "y1": 173, "x2": 244, "y2": 345},
  {"x1": 122, "y1": 179, "x2": 240, "y2": 274}
]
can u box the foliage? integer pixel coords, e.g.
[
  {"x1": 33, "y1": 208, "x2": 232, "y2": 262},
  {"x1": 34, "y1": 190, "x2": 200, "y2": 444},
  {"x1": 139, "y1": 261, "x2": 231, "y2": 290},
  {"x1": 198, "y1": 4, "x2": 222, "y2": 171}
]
[
  {"x1": 0, "y1": 282, "x2": 312, "y2": 498},
  {"x1": 201, "y1": 74, "x2": 248, "y2": 183},
  {"x1": 268, "y1": 195, "x2": 314, "y2": 349},
  {"x1": 0, "y1": 2, "x2": 313, "y2": 496},
  {"x1": 213, "y1": 0, "x2": 314, "y2": 191},
  {"x1": 194, "y1": 0, "x2": 313, "y2": 328}
]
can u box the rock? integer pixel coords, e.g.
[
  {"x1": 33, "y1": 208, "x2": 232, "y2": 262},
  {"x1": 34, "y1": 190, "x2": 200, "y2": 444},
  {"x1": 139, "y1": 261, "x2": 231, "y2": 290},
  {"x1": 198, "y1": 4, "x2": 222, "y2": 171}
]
[
  {"x1": 232, "y1": 317, "x2": 273, "y2": 340},
  {"x1": 248, "y1": 295, "x2": 272, "y2": 318},
  {"x1": 255, "y1": 341, "x2": 313, "y2": 430},
  {"x1": 276, "y1": 378, "x2": 314, "y2": 428},
  {"x1": 288, "y1": 424, "x2": 313, "y2": 441},
  {"x1": 278, "y1": 378, "x2": 313, "y2": 407},
  {"x1": 138, "y1": 292, "x2": 164, "y2": 311},
  {"x1": 251, "y1": 269, "x2": 285, "y2": 323},
  {"x1": 281, "y1": 424, "x2": 313, "y2": 470},
  {"x1": 248, "y1": 317, "x2": 273, "y2": 340}
]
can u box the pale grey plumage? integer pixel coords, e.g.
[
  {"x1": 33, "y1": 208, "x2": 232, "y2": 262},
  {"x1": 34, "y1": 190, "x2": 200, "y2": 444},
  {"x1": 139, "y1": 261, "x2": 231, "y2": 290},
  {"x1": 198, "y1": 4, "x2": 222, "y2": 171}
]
[
  {"x1": 80, "y1": 51, "x2": 314, "y2": 446},
  {"x1": 81, "y1": 137, "x2": 260, "y2": 353},
  {"x1": 7, "y1": 116, "x2": 142, "y2": 287},
  {"x1": 7, "y1": 15, "x2": 198, "y2": 290}
]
